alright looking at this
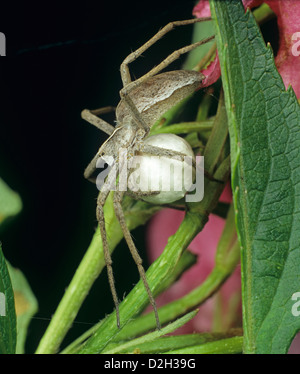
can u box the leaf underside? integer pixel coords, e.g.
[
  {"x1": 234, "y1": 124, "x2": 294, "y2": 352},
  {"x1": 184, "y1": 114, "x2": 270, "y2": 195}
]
[{"x1": 7, "y1": 262, "x2": 38, "y2": 354}]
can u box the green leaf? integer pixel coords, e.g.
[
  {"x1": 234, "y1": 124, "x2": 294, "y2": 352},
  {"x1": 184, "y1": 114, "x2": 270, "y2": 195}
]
[
  {"x1": 0, "y1": 178, "x2": 22, "y2": 225},
  {"x1": 210, "y1": 0, "x2": 300, "y2": 353},
  {"x1": 7, "y1": 263, "x2": 38, "y2": 354},
  {"x1": 0, "y1": 245, "x2": 17, "y2": 354}
]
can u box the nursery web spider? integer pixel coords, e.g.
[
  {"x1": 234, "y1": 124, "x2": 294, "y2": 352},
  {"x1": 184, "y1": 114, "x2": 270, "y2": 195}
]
[{"x1": 82, "y1": 17, "x2": 214, "y2": 330}]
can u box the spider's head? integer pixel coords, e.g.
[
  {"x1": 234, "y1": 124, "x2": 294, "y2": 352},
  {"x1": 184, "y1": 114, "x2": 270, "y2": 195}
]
[{"x1": 97, "y1": 123, "x2": 137, "y2": 159}]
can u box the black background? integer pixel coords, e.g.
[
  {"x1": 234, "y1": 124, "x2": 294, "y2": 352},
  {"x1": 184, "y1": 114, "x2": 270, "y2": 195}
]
[{"x1": 0, "y1": 0, "x2": 201, "y2": 353}]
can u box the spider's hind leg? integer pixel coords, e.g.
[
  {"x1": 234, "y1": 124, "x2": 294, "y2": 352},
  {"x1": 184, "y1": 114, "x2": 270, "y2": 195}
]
[
  {"x1": 96, "y1": 163, "x2": 121, "y2": 328},
  {"x1": 113, "y1": 189, "x2": 161, "y2": 330},
  {"x1": 84, "y1": 152, "x2": 100, "y2": 183}
]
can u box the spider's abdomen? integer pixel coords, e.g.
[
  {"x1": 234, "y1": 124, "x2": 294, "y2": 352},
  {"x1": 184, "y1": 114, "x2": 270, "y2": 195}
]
[{"x1": 116, "y1": 70, "x2": 204, "y2": 128}]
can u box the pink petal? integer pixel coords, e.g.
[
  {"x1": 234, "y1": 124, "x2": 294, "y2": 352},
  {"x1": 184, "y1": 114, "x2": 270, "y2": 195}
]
[
  {"x1": 192, "y1": 0, "x2": 260, "y2": 18},
  {"x1": 146, "y1": 184, "x2": 240, "y2": 332},
  {"x1": 193, "y1": 0, "x2": 211, "y2": 18},
  {"x1": 192, "y1": 1, "x2": 220, "y2": 87},
  {"x1": 201, "y1": 51, "x2": 221, "y2": 88},
  {"x1": 265, "y1": 0, "x2": 300, "y2": 97},
  {"x1": 193, "y1": 0, "x2": 300, "y2": 98}
]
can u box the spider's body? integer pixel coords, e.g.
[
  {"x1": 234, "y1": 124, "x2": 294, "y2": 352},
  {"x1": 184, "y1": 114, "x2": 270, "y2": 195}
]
[
  {"x1": 82, "y1": 18, "x2": 213, "y2": 330},
  {"x1": 95, "y1": 70, "x2": 204, "y2": 175},
  {"x1": 116, "y1": 70, "x2": 203, "y2": 129}
]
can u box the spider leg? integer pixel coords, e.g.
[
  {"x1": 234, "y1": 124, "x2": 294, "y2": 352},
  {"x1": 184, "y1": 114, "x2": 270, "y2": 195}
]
[
  {"x1": 122, "y1": 35, "x2": 214, "y2": 97},
  {"x1": 140, "y1": 143, "x2": 199, "y2": 170},
  {"x1": 113, "y1": 189, "x2": 161, "y2": 330},
  {"x1": 119, "y1": 92, "x2": 150, "y2": 133},
  {"x1": 120, "y1": 17, "x2": 212, "y2": 86},
  {"x1": 141, "y1": 144, "x2": 223, "y2": 183},
  {"x1": 83, "y1": 106, "x2": 117, "y2": 182},
  {"x1": 119, "y1": 18, "x2": 214, "y2": 134},
  {"x1": 84, "y1": 152, "x2": 99, "y2": 183},
  {"x1": 141, "y1": 144, "x2": 222, "y2": 182},
  {"x1": 81, "y1": 107, "x2": 115, "y2": 135},
  {"x1": 96, "y1": 163, "x2": 122, "y2": 328},
  {"x1": 125, "y1": 189, "x2": 160, "y2": 199},
  {"x1": 140, "y1": 144, "x2": 187, "y2": 160}
]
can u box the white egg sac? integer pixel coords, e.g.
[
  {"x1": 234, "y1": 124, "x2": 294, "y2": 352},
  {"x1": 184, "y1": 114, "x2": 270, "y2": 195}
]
[{"x1": 128, "y1": 133, "x2": 195, "y2": 204}]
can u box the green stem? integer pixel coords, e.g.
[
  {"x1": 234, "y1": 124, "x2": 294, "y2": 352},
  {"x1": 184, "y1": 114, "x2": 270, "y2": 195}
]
[
  {"x1": 78, "y1": 210, "x2": 207, "y2": 353},
  {"x1": 194, "y1": 42, "x2": 217, "y2": 72},
  {"x1": 116, "y1": 204, "x2": 239, "y2": 340},
  {"x1": 196, "y1": 90, "x2": 214, "y2": 122},
  {"x1": 103, "y1": 330, "x2": 242, "y2": 354},
  {"x1": 35, "y1": 218, "x2": 118, "y2": 353},
  {"x1": 60, "y1": 249, "x2": 197, "y2": 354},
  {"x1": 102, "y1": 310, "x2": 198, "y2": 354},
  {"x1": 35, "y1": 195, "x2": 160, "y2": 354},
  {"x1": 116, "y1": 255, "x2": 238, "y2": 340},
  {"x1": 151, "y1": 121, "x2": 213, "y2": 135},
  {"x1": 60, "y1": 320, "x2": 103, "y2": 354}
]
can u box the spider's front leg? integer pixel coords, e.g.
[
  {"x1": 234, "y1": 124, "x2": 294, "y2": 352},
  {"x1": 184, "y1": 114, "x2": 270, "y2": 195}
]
[
  {"x1": 96, "y1": 163, "x2": 122, "y2": 328},
  {"x1": 120, "y1": 17, "x2": 212, "y2": 87},
  {"x1": 118, "y1": 18, "x2": 214, "y2": 132},
  {"x1": 84, "y1": 153, "x2": 100, "y2": 183},
  {"x1": 113, "y1": 189, "x2": 161, "y2": 330},
  {"x1": 139, "y1": 142, "x2": 198, "y2": 172},
  {"x1": 141, "y1": 143, "x2": 188, "y2": 161},
  {"x1": 82, "y1": 107, "x2": 117, "y2": 183},
  {"x1": 81, "y1": 106, "x2": 116, "y2": 135}
]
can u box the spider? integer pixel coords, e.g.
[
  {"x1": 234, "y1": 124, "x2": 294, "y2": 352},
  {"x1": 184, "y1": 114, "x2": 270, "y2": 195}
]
[{"x1": 82, "y1": 17, "x2": 214, "y2": 330}]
